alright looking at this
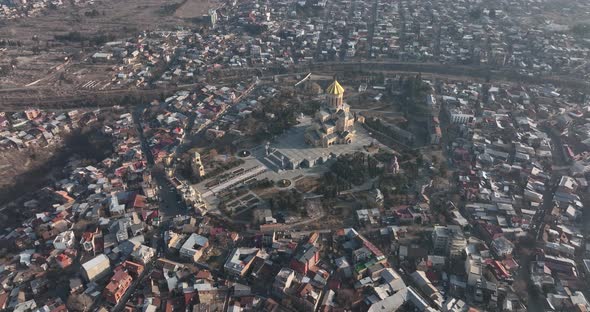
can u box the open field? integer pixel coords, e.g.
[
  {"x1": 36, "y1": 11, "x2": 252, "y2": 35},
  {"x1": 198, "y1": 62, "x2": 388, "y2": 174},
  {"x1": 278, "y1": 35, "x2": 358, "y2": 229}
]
[
  {"x1": 0, "y1": 144, "x2": 61, "y2": 201},
  {"x1": 0, "y1": 50, "x2": 70, "y2": 89},
  {"x1": 0, "y1": 0, "x2": 191, "y2": 43},
  {"x1": 0, "y1": 128, "x2": 112, "y2": 225},
  {"x1": 0, "y1": 0, "x2": 198, "y2": 91},
  {"x1": 175, "y1": 0, "x2": 219, "y2": 19}
]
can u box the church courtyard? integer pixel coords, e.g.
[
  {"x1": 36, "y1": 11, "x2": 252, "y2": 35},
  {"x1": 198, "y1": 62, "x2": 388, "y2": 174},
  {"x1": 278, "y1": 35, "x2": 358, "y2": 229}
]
[{"x1": 255, "y1": 116, "x2": 374, "y2": 172}]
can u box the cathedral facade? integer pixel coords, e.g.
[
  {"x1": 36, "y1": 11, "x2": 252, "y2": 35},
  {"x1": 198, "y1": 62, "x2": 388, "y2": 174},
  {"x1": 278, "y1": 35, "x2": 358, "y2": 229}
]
[{"x1": 304, "y1": 79, "x2": 356, "y2": 147}]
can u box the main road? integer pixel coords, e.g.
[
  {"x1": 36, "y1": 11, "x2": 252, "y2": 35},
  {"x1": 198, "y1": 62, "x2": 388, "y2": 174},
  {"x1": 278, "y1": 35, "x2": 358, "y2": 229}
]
[
  {"x1": 214, "y1": 60, "x2": 590, "y2": 91},
  {"x1": 2, "y1": 60, "x2": 590, "y2": 111}
]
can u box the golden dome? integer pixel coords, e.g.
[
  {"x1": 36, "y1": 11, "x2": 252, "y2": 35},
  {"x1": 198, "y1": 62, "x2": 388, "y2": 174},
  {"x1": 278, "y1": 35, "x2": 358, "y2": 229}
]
[{"x1": 326, "y1": 79, "x2": 344, "y2": 95}]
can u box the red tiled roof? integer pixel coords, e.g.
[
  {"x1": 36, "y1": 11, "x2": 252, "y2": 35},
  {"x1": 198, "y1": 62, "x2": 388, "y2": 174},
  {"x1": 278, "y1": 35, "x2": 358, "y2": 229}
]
[
  {"x1": 184, "y1": 292, "x2": 197, "y2": 305},
  {"x1": 0, "y1": 292, "x2": 8, "y2": 309},
  {"x1": 196, "y1": 270, "x2": 212, "y2": 280},
  {"x1": 425, "y1": 271, "x2": 441, "y2": 282},
  {"x1": 132, "y1": 194, "x2": 147, "y2": 208},
  {"x1": 82, "y1": 232, "x2": 94, "y2": 241},
  {"x1": 56, "y1": 254, "x2": 72, "y2": 268}
]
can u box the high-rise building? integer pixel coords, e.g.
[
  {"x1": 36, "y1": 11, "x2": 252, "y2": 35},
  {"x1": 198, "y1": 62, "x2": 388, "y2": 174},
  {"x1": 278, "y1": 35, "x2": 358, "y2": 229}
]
[
  {"x1": 208, "y1": 9, "x2": 217, "y2": 27},
  {"x1": 432, "y1": 225, "x2": 466, "y2": 257}
]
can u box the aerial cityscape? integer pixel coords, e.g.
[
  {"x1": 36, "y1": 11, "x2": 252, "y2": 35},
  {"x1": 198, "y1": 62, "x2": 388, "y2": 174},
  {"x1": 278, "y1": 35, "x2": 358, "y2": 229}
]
[{"x1": 1, "y1": 0, "x2": 590, "y2": 311}]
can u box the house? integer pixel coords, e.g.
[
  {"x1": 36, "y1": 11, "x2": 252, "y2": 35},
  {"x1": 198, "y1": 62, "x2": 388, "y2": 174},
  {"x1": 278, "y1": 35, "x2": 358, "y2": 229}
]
[
  {"x1": 291, "y1": 282, "x2": 323, "y2": 311},
  {"x1": 80, "y1": 230, "x2": 99, "y2": 254},
  {"x1": 109, "y1": 195, "x2": 126, "y2": 215},
  {"x1": 180, "y1": 233, "x2": 209, "y2": 263},
  {"x1": 92, "y1": 52, "x2": 113, "y2": 61},
  {"x1": 14, "y1": 300, "x2": 37, "y2": 312},
  {"x1": 120, "y1": 260, "x2": 144, "y2": 277},
  {"x1": 104, "y1": 269, "x2": 133, "y2": 304},
  {"x1": 55, "y1": 253, "x2": 73, "y2": 269},
  {"x1": 53, "y1": 230, "x2": 75, "y2": 250},
  {"x1": 131, "y1": 244, "x2": 156, "y2": 264},
  {"x1": 195, "y1": 282, "x2": 226, "y2": 305},
  {"x1": 491, "y1": 236, "x2": 514, "y2": 258},
  {"x1": 290, "y1": 243, "x2": 319, "y2": 274},
  {"x1": 273, "y1": 268, "x2": 295, "y2": 297},
  {"x1": 69, "y1": 278, "x2": 84, "y2": 294},
  {"x1": 335, "y1": 256, "x2": 352, "y2": 278},
  {"x1": 224, "y1": 248, "x2": 261, "y2": 277}
]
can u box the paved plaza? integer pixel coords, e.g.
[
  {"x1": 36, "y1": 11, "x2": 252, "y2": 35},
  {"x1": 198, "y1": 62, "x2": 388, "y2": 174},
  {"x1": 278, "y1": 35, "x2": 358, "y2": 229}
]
[
  {"x1": 256, "y1": 116, "x2": 374, "y2": 171},
  {"x1": 194, "y1": 116, "x2": 379, "y2": 212}
]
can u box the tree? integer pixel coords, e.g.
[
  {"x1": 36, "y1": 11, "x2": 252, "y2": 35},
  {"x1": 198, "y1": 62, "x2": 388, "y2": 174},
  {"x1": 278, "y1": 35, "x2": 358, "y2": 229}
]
[
  {"x1": 488, "y1": 9, "x2": 496, "y2": 18},
  {"x1": 368, "y1": 155, "x2": 379, "y2": 177},
  {"x1": 241, "y1": 116, "x2": 258, "y2": 134},
  {"x1": 439, "y1": 162, "x2": 448, "y2": 178},
  {"x1": 307, "y1": 82, "x2": 323, "y2": 95},
  {"x1": 416, "y1": 154, "x2": 424, "y2": 168},
  {"x1": 469, "y1": 8, "x2": 482, "y2": 20},
  {"x1": 84, "y1": 9, "x2": 100, "y2": 17},
  {"x1": 278, "y1": 190, "x2": 303, "y2": 211},
  {"x1": 572, "y1": 23, "x2": 590, "y2": 38},
  {"x1": 67, "y1": 294, "x2": 93, "y2": 312}
]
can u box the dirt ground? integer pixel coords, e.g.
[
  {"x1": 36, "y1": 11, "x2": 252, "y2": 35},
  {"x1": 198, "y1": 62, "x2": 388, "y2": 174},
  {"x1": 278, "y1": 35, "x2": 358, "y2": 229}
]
[
  {"x1": 0, "y1": 128, "x2": 112, "y2": 207},
  {"x1": 175, "y1": 0, "x2": 219, "y2": 19},
  {"x1": 0, "y1": 50, "x2": 74, "y2": 89},
  {"x1": 0, "y1": 144, "x2": 62, "y2": 202},
  {"x1": 0, "y1": 0, "x2": 190, "y2": 43},
  {"x1": 0, "y1": 0, "x2": 195, "y2": 89},
  {"x1": 251, "y1": 186, "x2": 279, "y2": 199},
  {"x1": 294, "y1": 176, "x2": 320, "y2": 193}
]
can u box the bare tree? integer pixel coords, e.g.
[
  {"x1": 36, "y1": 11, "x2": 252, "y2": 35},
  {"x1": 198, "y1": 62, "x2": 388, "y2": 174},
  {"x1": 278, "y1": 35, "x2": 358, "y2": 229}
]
[{"x1": 66, "y1": 294, "x2": 93, "y2": 312}]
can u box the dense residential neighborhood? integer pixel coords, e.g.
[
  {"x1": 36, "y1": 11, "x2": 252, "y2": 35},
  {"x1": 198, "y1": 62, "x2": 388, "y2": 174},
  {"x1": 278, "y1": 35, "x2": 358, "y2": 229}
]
[{"x1": 2, "y1": 0, "x2": 590, "y2": 311}]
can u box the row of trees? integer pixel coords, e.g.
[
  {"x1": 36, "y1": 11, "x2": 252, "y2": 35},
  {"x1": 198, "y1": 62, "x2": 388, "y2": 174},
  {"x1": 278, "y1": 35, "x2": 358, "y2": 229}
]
[
  {"x1": 397, "y1": 74, "x2": 432, "y2": 117},
  {"x1": 54, "y1": 31, "x2": 116, "y2": 46},
  {"x1": 468, "y1": 8, "x2": 497, "y2": 20},
  {"x1": 330, "y1": 152, "x2": 369, "y2": 186},
  {"x1": 269, "y1": 189, "x2": 305, "y2": 215},
  {"x1": 329, "y1": 152, "x2": 381, "y2": 186},
  {"x1": 572, "y1": 23, "x2": 590, "y2": 38},
  {"x1": 0, "y1": 39, "x2": 23, "y2": 47},
  {"x1": 240, "y1": 92, "x2": 300, "y2": 141},
  {"x1": 318, "y1": 171, "x2": 351, "y2": 198},
  {"x1": 84, "y1": 9, "x2": 103, "y2": 17},
  {"x1": 159, "y1": 2, "x2": 183, "y2": 15}
]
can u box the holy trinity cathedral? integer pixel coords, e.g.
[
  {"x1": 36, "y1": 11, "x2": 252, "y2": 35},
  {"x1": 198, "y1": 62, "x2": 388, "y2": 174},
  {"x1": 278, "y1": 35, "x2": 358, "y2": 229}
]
[{"x1": 304, "y1": 79, "x2": 356, "y2": 147}]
